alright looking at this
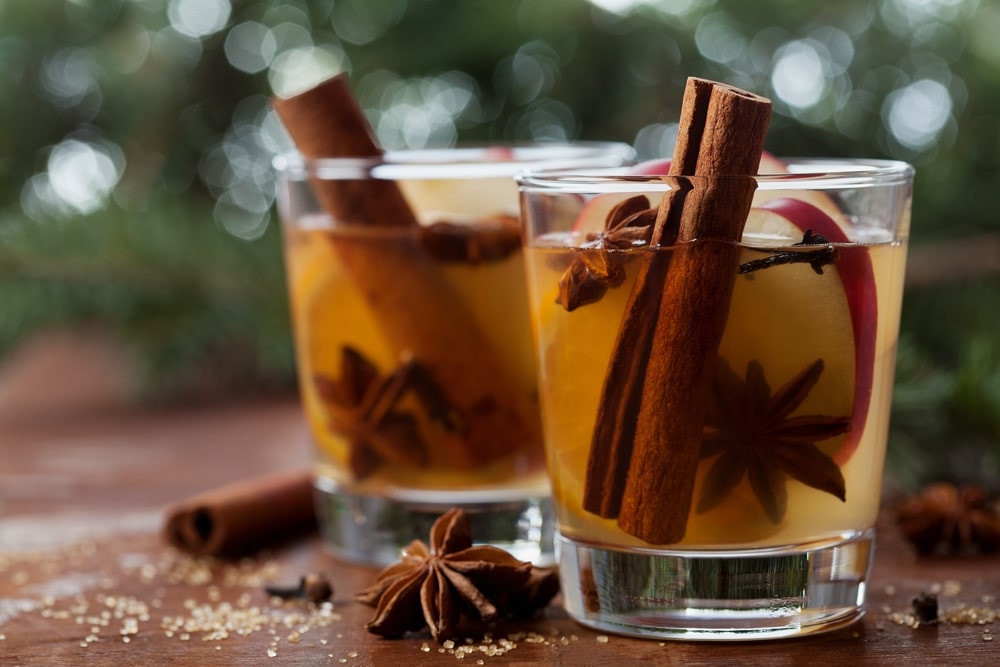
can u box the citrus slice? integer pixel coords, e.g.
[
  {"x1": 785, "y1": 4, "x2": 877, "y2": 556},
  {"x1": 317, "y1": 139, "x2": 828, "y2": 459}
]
[{"x1": 288, "y1": 229, "x2": 391, "y2": 466}]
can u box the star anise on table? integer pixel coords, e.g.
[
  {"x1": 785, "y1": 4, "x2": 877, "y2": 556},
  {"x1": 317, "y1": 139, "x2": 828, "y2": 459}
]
[
  {"x1": 896, "y1": 482, "x2": 1000, "y2": 555},
  {"x1": 557, "y1": 194, "x2": 657, "y2": 311},
  {"x1": 355, "y1": 508, "x2": 559, "y2": 642},
  {"x1": 698, "y1": 357, "x2": 850, "y2": 523},
  {"x1": 314, "y1": 347, "x2": 429, "y2": 480}
]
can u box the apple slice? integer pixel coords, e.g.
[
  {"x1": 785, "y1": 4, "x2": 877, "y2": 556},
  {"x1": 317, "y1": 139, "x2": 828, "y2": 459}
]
[
  {"x1": 568, "y1": 193, "x2": 632, "y2": 237},
  {"x1": 628, "y1": 150, "x2": 784, "y2": 176},
  {"x1": 752, "y1": 153, "x2": 849, "y2": 226},
  {"x1": 570, "y1": 152, "x2": 778, "y2": 234},
  {"x1": 629, "y1": 150, "x2": 848, "y2": 227},
  {"x1": 399, "y1": 176, "x2": 517, "y2": 221},
  {"x1": 740, "y1": 198, "x2": 877, "y2": 465},
  {"x1": 757, "y1": 151, "x2": 787, "y2": 174},
  {"x1": 628, "y1": 157, "x2": 673, "y2": 175}
]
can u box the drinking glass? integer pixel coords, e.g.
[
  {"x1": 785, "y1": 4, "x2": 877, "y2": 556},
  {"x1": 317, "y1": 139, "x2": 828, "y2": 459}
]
[
  {"x1": 273, "y1": 142, "x2": 633, "y2": 566},
  {"x1": 518, "y1": 159, "x2": 913, "y2": 638}
]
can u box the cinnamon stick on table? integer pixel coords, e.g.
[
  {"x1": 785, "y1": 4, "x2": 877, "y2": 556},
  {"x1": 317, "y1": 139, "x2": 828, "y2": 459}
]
[
  {"x1": 164, "y1": 469, "x2": 316, "y2": 557},
  {"x1": 583, "y1": 78, "x2": 771, "y2": 544},
  {"x1": 273, "y1": 75, "x2": 541, "y2": 469}
]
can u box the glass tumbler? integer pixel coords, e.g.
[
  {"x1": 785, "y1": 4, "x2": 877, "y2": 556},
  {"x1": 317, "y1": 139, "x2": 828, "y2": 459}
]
[
  {"x1": 274, "y1": 142, "x2": 633, "y2": 566},
  {"x1": 518, "y1": 159, "x2": 913, "y2": 638}
]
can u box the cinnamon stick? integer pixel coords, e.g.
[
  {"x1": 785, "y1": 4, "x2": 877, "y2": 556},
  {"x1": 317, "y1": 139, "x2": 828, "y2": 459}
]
[
  {"x1": 583, "y1": 78, "x2": 771, "y2": 544},
  {"x1": 273, "y1": 75, "x2": 541, "y2": 469},
  {"x1": 164, "y1": 469, "x2": 316, "y2": 557},
  {"x1": 272, "y1": 75, "x2": 417, "y2": 227}
]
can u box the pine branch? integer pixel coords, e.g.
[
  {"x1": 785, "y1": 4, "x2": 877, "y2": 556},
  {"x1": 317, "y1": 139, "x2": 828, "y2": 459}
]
[{"x1": 0, "y1": 203, "x2": 296, "y2": 399}]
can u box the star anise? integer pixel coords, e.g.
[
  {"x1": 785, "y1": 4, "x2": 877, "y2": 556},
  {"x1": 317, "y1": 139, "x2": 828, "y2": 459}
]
[
  {"x1": 355, "y1": 508, "x2": 558, "y2": 641},
  {"x1": 698, "y1": 357, "x2": 850, "y2": 523},
  {"x1": 896, "y1": 482, "x2": 1000, "y2": 555},
  {"x1": 557, "y1": 194, "x2": 657, "y2": 311},
  {"x1": 314, "y1": 347, "x2": 429, "y2": 479},
  {"x1": 417, "y1": 214, "x2": 522, "y2": 264}
]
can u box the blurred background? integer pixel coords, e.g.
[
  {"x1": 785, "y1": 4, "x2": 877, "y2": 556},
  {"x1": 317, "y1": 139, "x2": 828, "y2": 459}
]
[{"x1": 1, "y1": 0, "x2": 997, "y2": 491}]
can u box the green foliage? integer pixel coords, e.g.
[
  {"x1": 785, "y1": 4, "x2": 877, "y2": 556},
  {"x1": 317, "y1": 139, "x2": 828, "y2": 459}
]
[
  {"x1": 0, "y1": 201, "x2": 294, "y2": 398},
  {"x1": 890, "y1": 329, "x2": 1000, "y2": 492},
  {"x1": 0, "y1": 0, "x2": 998, "y2": 480}
]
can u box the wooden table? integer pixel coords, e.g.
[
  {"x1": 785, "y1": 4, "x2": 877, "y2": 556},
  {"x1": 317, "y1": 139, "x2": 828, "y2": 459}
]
[{"x1": 1, "y1": 341, "x2": 998, "y2": 665}]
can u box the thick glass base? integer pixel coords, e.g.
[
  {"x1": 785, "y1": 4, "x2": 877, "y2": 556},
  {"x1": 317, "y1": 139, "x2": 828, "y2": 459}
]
[
  {"x1": 557, "y1": 530, "x2": 874, "y2": 641},
  {"x1": 313, "y1": 476, "x2": 555, "y2": 567}
]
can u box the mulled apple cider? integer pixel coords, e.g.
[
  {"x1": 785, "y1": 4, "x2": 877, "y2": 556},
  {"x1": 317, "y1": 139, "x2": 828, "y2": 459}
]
[
  {"x1": 525, "y1": 174, "x2": 907, "y2": 548},
  {"x1": 519, "y1": 145, "x2": 912, "y2": 639},
  {"x1": 272, "y1": 71, "x2": 633, "y2": 567}
]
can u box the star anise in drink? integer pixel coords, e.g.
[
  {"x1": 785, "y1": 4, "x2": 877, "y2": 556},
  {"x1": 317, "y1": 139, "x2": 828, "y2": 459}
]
[
  {"x1": 896, "y1": 482, "x2": 1000, "y2": 555},
  {"x1": 697, "y1": 357, "x2": 850, "y2": 523},
  {"x1": 355, "y1": 508, "x2": 558, "y2": 642},
  {"x1": 417, "y1": 214, "x2": 522, "y2": 264},
  {"x1": 557, "y1": 194, "x2": 657, "y2": 311},
  {"x1": 314, "y1": 347, "x2": 429, "y2": 479}
]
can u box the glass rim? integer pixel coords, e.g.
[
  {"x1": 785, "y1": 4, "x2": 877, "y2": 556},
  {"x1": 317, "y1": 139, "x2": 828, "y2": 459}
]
[
  {"x1": 516, "y1": 158, "x2": 915, "y2": 193},
  {"x1": 272, "y1": 141, "x2": 636, "y2": 180}
]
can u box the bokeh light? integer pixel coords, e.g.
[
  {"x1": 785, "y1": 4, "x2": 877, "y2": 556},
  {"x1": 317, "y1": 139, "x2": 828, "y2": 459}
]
[
  {"x1": 331, "y1": 0, "x2": 407, "y2": 45},
  {"x1": 21, "y1": 139, "x2": 124, "y2": 218},
  {"x1": 884, "y1": 78, "x2": 953, "y2": 150},
  {"x1": 267, "y1": 44, "x2": 348, "y2": 98},
  {"x1": 770, "y1": 40, "x2": 826, "y2": 111},
  {"x1": 40, "y1": 48, "x2": 101, "y2": 110},
  {"x1": 633, "y1": 122, "x2": 678, "y2": 161},
  {"x1": 366, "y1": 71, "x2": 479, "y2": 150},
  {"x1": 168, "y1": 0, "x2": 232, "y2": 40},
  {"x1": 695, "y1": 12, "x2": 746, "y2": 66},
  {"x1": 224, "y1": 22, "x2": 277, "y2": 74}
]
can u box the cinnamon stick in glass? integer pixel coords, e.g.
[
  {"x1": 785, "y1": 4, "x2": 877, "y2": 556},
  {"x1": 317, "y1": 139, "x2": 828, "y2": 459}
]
[
  {"x1": 584, "y1": 78, "x2": 771, "y2": 544},
  {"x1": 272, "y1": 76, "x2": 417, "y2": 227},
  {"x1": 272, "y1": 75, "x2": 540, "y2": 468}
]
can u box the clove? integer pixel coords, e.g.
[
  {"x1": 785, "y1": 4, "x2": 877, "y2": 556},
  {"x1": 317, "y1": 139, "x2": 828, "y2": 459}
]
[
  {"x1": 738, "y1": 229, "x2": 838, "y2": 276},
  {"x1": 266, "y1": 572, "x2": 334, "y2": 603},
  {"x1": 912, "y1": 592, "x2": 939, "y2": 625}
]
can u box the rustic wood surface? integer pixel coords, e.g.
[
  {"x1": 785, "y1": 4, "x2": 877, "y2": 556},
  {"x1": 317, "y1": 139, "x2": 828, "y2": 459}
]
[{"x1": 1, "y1": 336, "x2": 999, "y2": 666}]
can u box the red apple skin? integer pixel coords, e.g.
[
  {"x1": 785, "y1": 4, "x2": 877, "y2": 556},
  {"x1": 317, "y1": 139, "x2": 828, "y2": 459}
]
[
  {"x1": 567, "y1": 158, "x2": 675, "y2": 233},
  {"x1": 628, "y1": 158, "x2": 672, "y2": 175},
  {"x1": 757, "y1": 198, "x2": 877, "y2": 465},
  {"x1": 628, "y1": 151, "x2": 782, "y2": 176},
  {"x1": 574, "y1": 157, "x2": 876, "y2": 465},
  {"x1": 574, "y1": 153, "x2": 783, "y2": 232}
]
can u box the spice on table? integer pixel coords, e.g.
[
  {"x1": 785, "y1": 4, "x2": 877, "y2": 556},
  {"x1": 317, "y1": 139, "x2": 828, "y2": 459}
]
[
  {"x1": 912, "y1": 592, "x2": 939, "y2": 625},
  {"x1": 355, "y1": 508, "x2": 559, "y2": 642},
  {"x1": 896, "y1": 482, "x2": 1000, "y2": 554},
  {"x1": 163, "y1": 469, "x2": 317, "y2": 557},
  {"x1": 266, "y1": 572, "x2": 334, "y2": 604}
]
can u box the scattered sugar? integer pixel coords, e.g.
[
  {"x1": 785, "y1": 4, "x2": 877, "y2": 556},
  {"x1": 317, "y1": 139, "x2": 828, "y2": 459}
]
[{"x1": 2, "y1": 536, "x2": 347, "y2": 659}]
